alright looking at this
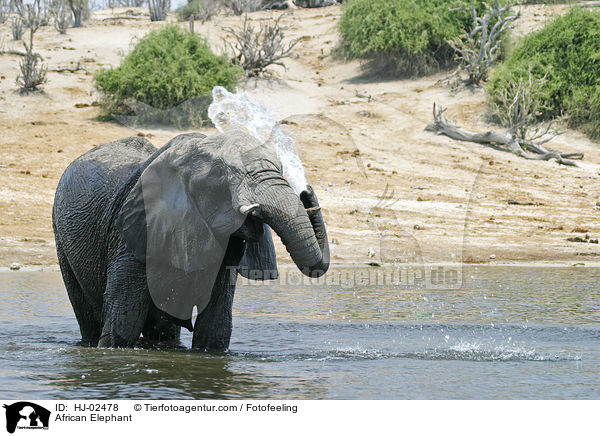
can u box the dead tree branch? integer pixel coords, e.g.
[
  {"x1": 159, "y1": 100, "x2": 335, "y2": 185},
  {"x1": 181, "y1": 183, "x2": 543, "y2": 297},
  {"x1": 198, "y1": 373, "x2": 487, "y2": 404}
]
[
  {"x1": 448, "y1": 0, "x2": 519, "y2": 86},
  {"x1": 425, "y1": 103, "x2": 583, "y2": 167}
]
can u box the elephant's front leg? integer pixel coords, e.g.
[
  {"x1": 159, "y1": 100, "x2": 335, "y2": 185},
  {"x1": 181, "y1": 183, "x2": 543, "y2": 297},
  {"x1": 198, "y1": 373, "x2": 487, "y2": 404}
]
[
  {"x1": 99, "y1": 254, "x2": 150, "y2": 348},
  {"x1": 192, "y1": 265, "x2": 238, "y2": 351},
  {"x1": 192, "y1": 239, "x2": 243, "y2": 352}
]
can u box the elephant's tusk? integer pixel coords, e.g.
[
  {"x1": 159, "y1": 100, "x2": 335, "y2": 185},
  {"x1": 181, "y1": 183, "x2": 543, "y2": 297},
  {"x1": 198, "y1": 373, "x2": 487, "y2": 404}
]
[
  {"x1": 239, "y1": 204, "x2": 260, "y2": 215},
  {"x1": 305, "y1": 206, "x2": 321, "y2": 217}
]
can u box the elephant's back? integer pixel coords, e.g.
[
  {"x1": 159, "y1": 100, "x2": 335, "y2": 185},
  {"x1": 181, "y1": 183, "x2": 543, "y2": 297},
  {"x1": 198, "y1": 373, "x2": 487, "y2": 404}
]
[
  {"x1": 53, "y1": 137, "x2": 156, "y2": 279},
  {"x1": 54, "y1": 137, "x2": 156, "y2": 221},
  {"x1": 58, "y1": 137, "x2": 156, "y2": 196}
]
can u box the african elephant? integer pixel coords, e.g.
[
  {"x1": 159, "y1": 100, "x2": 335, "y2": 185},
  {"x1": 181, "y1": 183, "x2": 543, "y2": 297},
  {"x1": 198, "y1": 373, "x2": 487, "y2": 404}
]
[{"x1": 52, "y1": 131, "x2": 329, "y2": 351}]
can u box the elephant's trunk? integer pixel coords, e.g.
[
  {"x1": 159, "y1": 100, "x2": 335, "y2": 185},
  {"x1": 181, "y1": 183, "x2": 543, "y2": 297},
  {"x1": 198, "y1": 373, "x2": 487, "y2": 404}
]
[{"x1": 257, "y1": 181, "x2": 329, "y2": 278}]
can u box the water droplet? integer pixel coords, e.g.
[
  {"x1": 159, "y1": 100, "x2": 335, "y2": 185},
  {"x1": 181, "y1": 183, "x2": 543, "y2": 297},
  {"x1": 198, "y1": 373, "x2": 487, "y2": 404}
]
[{"x1": 207, "y1": 87, "x2": 307, "y2": 194}]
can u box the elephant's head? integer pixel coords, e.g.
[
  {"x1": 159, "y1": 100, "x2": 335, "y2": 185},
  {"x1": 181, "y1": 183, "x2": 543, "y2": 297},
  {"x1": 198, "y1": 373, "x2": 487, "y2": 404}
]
[{"x1": 117, "y1": 131, "x2": 329, "y2": 320}]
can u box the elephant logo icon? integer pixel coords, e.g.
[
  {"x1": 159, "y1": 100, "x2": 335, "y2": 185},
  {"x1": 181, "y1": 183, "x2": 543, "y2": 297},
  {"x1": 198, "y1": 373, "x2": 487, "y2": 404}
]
[{"x1": 3, "y1": 402, "x2": 50, "y2": 433}]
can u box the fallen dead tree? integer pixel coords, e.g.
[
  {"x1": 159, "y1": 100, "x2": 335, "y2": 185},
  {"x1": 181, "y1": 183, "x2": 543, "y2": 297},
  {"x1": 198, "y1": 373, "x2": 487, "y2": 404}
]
[{"x1": 425, "y1": 103, "x2": 583, "y2": 167}]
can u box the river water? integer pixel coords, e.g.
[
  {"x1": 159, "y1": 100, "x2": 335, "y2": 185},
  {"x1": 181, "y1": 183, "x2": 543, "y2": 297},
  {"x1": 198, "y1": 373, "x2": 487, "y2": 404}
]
[{"x1": 0, "y1": 266, "x2": 598, "y2": 399}]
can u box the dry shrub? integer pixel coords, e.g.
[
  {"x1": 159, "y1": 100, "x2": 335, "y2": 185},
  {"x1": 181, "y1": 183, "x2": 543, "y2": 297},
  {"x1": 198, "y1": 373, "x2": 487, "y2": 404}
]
[
  {"x1": 16, "y1": 9, "x2": 47, "y2": 93},
  {"x1": 223, "y1": 13, "x2": 300, "y2": 77},
  {"x1": 448, "y1": 0, "x2": 517, "y2": 86}
]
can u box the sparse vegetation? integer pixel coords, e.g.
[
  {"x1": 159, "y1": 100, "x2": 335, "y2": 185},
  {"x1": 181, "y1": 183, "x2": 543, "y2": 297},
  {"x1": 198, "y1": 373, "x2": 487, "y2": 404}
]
[
  {"x1": 94, "y1": 25, "x2": 241, "y2": 127},
  {"x1": 222, "y1": 13, "x2": 300, "y2": 77},
  {"x1": 487, "y1": 7, "x2": 600, "y2": 139}
]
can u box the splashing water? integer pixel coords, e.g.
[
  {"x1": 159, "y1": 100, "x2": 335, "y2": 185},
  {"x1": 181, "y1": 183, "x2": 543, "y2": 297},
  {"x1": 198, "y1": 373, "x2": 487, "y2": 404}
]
[{"x1": 208, "y1": 86, "x2": 308, "y2": 194}]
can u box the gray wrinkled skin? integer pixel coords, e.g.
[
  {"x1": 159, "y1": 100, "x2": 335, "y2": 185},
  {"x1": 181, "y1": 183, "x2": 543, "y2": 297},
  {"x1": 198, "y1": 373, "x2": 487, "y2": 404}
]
[{"x1": 52, "y1": 131, "x2": 329, "y2": 351}]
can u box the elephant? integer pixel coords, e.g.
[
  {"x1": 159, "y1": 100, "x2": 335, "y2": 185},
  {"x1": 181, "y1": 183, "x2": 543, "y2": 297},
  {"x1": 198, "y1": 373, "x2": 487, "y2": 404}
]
[{"x1": 52, "y1": 130, "x2": 329, "y2": 351}]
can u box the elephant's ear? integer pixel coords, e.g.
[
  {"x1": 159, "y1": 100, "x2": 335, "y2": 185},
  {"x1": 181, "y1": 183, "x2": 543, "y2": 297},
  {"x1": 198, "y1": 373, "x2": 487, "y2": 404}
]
[
  {"x1": 116, "y1": 139, "x2": 245, "y2": 320},
  {"x1": 239, "y1": 224, "x2": 278, "y2": 280},
  {"x1": 115, "y1": 132, "x2": 208, "y2": 264}
]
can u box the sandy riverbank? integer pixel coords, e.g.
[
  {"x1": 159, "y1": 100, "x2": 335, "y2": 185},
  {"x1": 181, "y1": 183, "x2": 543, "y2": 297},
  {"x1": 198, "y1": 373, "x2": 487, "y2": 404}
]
[{"x1": 1, "y1": 4, "x2": 599, "y2": 268}]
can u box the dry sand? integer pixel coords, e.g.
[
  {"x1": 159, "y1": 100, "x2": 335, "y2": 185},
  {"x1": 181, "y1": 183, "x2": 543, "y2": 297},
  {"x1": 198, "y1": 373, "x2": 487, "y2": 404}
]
[{"x1": 1, "y1": 4, "x2": 599, "y2": 268}]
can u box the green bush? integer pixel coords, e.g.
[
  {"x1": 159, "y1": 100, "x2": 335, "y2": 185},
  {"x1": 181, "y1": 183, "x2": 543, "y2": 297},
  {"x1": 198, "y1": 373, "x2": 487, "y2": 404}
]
[
  {"x1": 487, "y1": 8, "x2": 600, "y2": 139},
  {"x1": 338, "y1": 0, "x2": 491, "y2": 76},
  {"x1": 568, "y1": 85, "x2": 600, "y2": 139},
  {"x1": 95, "y1": 25, "x2": 241, "y2": 128}
]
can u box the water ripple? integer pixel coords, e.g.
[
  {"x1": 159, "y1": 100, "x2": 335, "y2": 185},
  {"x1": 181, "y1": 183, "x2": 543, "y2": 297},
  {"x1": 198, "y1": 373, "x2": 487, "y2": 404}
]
[{"x1": 233, "y1": 343, "x2": 582, "y2": 363}]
